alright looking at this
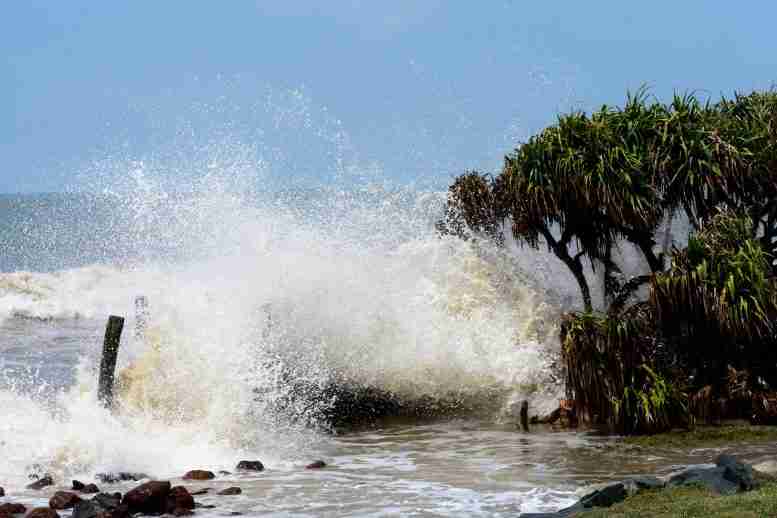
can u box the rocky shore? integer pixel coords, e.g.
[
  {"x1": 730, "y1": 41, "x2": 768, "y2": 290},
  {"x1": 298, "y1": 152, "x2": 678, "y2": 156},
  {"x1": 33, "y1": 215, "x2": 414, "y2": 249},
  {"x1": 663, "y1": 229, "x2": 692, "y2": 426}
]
[
  {"x1": 0, "y1": 458, "x2": 325, "y2": 518},
  {"x1": 520, "y1": 454, "x2": 769, "y2": 517}
]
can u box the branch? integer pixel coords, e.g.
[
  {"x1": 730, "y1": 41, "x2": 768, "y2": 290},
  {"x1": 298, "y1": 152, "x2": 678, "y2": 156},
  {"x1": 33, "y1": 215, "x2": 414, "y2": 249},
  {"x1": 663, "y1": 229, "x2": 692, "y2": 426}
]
[{"x1": 607, "y1": 275, "x2": 652, "y2": 316}]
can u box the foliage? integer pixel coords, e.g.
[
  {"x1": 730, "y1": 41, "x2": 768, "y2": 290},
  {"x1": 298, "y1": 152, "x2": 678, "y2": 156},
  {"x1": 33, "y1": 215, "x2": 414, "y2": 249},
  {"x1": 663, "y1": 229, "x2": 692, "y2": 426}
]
[
  {"x1": 561, "y1": 306, "x2": 686, "y2": 434},
  {"x1": 624, "y1": 425, "x2": 777, "y2": 449},
  {"x1": 652, "y1": 211, "x2": 777, "y2": 391},
  {"x1": 580, "y1": 481, "x2": 777, "y2": 518},
  {"x1": 438, "y1": 88, "x2": 777, "y2": 432}
]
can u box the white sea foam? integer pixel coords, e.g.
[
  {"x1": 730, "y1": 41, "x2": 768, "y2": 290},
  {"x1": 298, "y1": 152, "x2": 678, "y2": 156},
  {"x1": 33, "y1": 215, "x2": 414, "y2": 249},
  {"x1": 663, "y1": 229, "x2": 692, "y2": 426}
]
[{"x1": 0, "y1": 177, "x2": 568, "y2": 490}]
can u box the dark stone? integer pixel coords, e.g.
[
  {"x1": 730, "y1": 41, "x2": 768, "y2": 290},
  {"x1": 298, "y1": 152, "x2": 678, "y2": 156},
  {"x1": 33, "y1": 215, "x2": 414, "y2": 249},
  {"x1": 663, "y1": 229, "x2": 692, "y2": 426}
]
[
  {"x1": 520, "y1": 482, "x2": 627, "y2": 517},
  {"x1": 0, "y1": 487, "x2": 4, "y2": 497},
  {"x1": 166, "y1": 486, "x2": 195, "y2": 515},
  {"x1": 668, "y1": 466, "x2": 737, "y2": 495},
  {"x1": 121, "y1": 481, "x2": 171, "y2": 515},
  {"x1": 92, "y1": 493, "x2": 122, "y2": 510},
  {"x1": 81, "y1": 484, "x2": 100, "y2": 494},
  {"x1": 190, "y1": 488, "x2": 210, "y2": 495},
  {"x1": 26, "y1": 475, "x2": 53, "y2": 490},
  {"x1": 0, "y1": 504, "x2": 27, "y2": 515},
  {"x1": 72, "y1": 493, "x2": 130, "y2": 518},
  {"x1": 305, "y1": 460, "x2": 327, "y2": 470},
  {"x1": 235, "y1": 460, "x2": 264, "y2": 472},
  {"x1": 218, "y1": 487, "x2": 242, "y2": 495},
  {"x1": 716, "y1": 454, "x2": 757, "y2": 491},
  {"x1": 95, "y1": 473, "x2": 148, "y2": 484},
  {"x1": 72, "y1": 480, "x2": 85, "y2": 491},
  {"x1": 195, "y1": 503, "x2": 217, "y2": 509},
  {"x1": 182, "y1": 470, "x2": 215, "y2": 480},
  {"x1": 49, "y1": 491, "x2": 82, "y2": 510},
  {"x1": 172, "y1": 509, "x2": 193, "y2": 517},
  {"x1": 25, "y1": 509, "x2": 59, "y2": 518},
  {"x1": 579, "y1": 482, "x2": 627, "y2": 508},
  {"x1": 623, "y1": 476, "x2": 665, "y2": 496},
  {"x1": 218, "y1": 471, "x2": 232, "y2": 476}
]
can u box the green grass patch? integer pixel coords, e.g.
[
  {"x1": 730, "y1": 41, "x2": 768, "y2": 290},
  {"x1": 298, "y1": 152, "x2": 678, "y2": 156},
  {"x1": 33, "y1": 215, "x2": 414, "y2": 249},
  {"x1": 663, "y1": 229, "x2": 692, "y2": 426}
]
[
  {"x1": 581, "y1": 482, "x2": 777, "y2": 517},
  {"x1": 623, "y1": 425, "x2": 777, "y2": 449}
]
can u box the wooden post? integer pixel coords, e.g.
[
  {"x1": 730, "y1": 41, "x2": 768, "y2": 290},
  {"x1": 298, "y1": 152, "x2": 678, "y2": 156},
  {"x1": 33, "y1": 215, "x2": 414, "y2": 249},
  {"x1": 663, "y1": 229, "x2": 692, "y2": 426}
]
[
  {"x1": 134, "y1": 296, "x2": 148, "y2": 341},
  {"x1": 98, "y1": 315, "x2": 125, "y2": 409},
  {"x1": 520, "y1": 400, "x2": 529, "y2": 431}
]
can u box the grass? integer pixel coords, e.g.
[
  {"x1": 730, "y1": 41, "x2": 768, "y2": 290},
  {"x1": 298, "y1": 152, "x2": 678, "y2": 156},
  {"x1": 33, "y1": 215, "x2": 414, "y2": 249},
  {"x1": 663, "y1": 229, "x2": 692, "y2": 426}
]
[
  {"x1": 581, "y1": 482, "x2": 777, "y2": 518},
  {"x1": 623, "y1": 425, "x2": 777, "y2": 449}
]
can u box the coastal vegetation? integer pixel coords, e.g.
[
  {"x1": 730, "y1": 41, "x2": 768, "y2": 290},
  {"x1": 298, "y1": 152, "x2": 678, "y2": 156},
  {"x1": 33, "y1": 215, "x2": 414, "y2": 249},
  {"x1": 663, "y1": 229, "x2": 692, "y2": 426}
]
[{"x1": 438, "y1": 88, "x2": 777, "y2": 434}]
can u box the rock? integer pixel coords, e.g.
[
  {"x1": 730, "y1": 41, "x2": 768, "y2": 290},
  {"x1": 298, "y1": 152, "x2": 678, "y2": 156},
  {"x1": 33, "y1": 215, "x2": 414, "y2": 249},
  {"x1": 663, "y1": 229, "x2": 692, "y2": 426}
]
[
  {"x1": 218, "y1": 471, "x2": 232, "y2": 476},
  {"x1": 235, "y1": 460, "x2": 264, "y2": 472},
  {"x1": 0, "y1": 504, "x2": 27, "y2": 515},
  {"x1": 121, "y1": 481, "x2": 171, "y2": 515},
  {"x1": 668, "y1": 466, "x2": 737, "y2": 495},
  {"x1": 72, "y1": 481, "x2": 85, "y2": 491},
  {"x1": 754, "y1": 460, "x2": 777, "y2": 475},
  {"x1": 190, "y1": 488, "x2": 210, "y2": 495},
  {"x1": 305, "y1": 460, "x2": 327, "y2": 470},
  {"x1": 0, "y1": 487, "x2": 4, "y2": 497},
  {"x1": 520, "y1": 482, "x2": 627, "y2": 518},
  {"x1": 182, "y1": 470, "x2": 215, "y2": 480},
  {"x1": 95, "y1": 473, "x2": 148, "y2": 484},
  {"x1": 71, "y1": 493, "x2": 130, "y2": 518},
  {"x1": 623, "y1": 476, "x2": 665, "y2": 496},
  {"x1": 26, "y1": 475, "x2": 53, "y2": 490},
  {"x1": 81, "y1": 484, "x2": 99, "y2": 494},
  {"x1": 578, "y1": 482, "x2": 627, "y2": 508},
  {"x1": 171, "y1": 509, "x2": 193, "y2": 517},
  {"x1": 49, "y1": 492, "x2": 82, "y2": 510},
  {"x1": 25, "y1": 509, "x2": 59, "y2": 518},
  {"x1": 716, "y1": 454, "x2": 757, "y2": 491},
  {"x1": 166, "y1": 486, "x2": 195, "y2": 515},
  {"x1": 218, "y1": 487, "x2": 242, "y2": 495}
]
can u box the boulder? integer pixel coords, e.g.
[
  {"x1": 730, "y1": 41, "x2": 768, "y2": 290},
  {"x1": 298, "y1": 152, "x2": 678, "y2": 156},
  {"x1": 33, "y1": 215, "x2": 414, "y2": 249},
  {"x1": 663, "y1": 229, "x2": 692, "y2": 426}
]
[
  {"x1": 754, "y1": 460, "x2": 777, "y2": 475},
  {"x1": 218, "y1": 487, "x2": 242, "y2": 495},
  {"x1": 24, "y1": 509, "x2": 59, "y2": 518},
  {"x1": 81, "y1": 484, "x2": 99, "y2": 495},
  {"x1": 72, "y1": 481, "x2": 85, "y2": 491},
  {"x1": 49, "y1": 492, "x2": 82, "y2": 510},
  {"x1": 0, "y1": 504, "x2": 27, "y2": 515},
  {"x1": 668, "y1": 466, "x2": 737, "y2": 495},
  {"x1": 26, "y1": 475, "x2": 53, "y2": 490},
  {"x1": 190, "y1": 488, "x2": 210, "y2": 495},
  {"x1": 121, "y1": 481, "x2": 171, "y2": 515},
  {"x1": 95, "y1": 473, "x2": 148, "y2": 484},
  {"x1": 182, "y1": 470, "x2": 215, "y2": 480},
  {"x1": 235, "y1": 460, "x2": 264, "y2": 472},
  {"x1": 305, "y1": 461, "x2": 327, "y2": 470},
  {"x1": 716, "y1": 454, "x2": 757, "y2": 491},
  {"x1": 623, "y1": 476, "x2": 665, "y2": 495},
  {"x1": 520, "y1": 482, "x2": 628, "y2": 517},
  {"x1": 166, "y1": 486, "x2": 195, "y2": 515},
  {"x1": 0, "y1": 487, "x2": 4, "y2": 497},
  {"x1": 71, "y1": 493, "x2": 129, "y2": 518}
]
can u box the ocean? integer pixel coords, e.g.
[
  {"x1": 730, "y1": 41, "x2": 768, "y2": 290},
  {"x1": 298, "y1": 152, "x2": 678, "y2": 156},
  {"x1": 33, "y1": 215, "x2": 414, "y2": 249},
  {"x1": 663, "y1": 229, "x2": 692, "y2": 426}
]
[{"x1": 2, "y1": 186, "x2": 767, "y2": 516}]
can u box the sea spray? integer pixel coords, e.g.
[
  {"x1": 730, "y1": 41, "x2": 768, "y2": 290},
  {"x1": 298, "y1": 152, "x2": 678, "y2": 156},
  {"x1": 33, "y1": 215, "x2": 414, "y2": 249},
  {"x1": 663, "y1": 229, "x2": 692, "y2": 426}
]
[{"x1": 0, "y1": 181, "x2": 566, "y2": 488}]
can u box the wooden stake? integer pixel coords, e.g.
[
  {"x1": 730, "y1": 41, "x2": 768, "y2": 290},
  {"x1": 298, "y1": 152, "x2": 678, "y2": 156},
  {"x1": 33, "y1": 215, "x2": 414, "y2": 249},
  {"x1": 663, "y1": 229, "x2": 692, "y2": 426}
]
[
  {"x1": 98, "y1": 315, "x2": 125, "y2": 409},
  {"x1": 520, "y1": 400, "x2": 529, "y2": 431}
]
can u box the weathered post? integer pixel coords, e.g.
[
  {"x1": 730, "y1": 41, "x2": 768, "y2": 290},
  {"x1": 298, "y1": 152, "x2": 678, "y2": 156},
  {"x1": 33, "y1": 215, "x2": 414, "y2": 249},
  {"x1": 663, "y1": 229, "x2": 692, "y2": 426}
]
[
  {"x1": 134, "y1": 295, "x2": 149, "y2": 341},
  {"x1": 98, "y1": 315, "x2": 125, "y2": 409},
  {"x1": 520, "y1": 400, "x2": 529, "y2": 431}
]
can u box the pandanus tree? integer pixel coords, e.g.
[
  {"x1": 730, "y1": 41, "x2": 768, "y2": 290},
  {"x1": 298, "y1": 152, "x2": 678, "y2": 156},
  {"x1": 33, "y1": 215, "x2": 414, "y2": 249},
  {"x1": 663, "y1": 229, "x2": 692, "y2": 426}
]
[{"x1": 438, "y1": 88, "x2": 777, "y2": 433}]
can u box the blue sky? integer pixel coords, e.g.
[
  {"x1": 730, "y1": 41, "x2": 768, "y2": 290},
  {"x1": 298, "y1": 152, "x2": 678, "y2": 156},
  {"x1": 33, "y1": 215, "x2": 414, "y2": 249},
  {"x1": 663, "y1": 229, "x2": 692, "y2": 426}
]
[{"x1": 2, "y1": 1, "x2": 776, "y2": 193}]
